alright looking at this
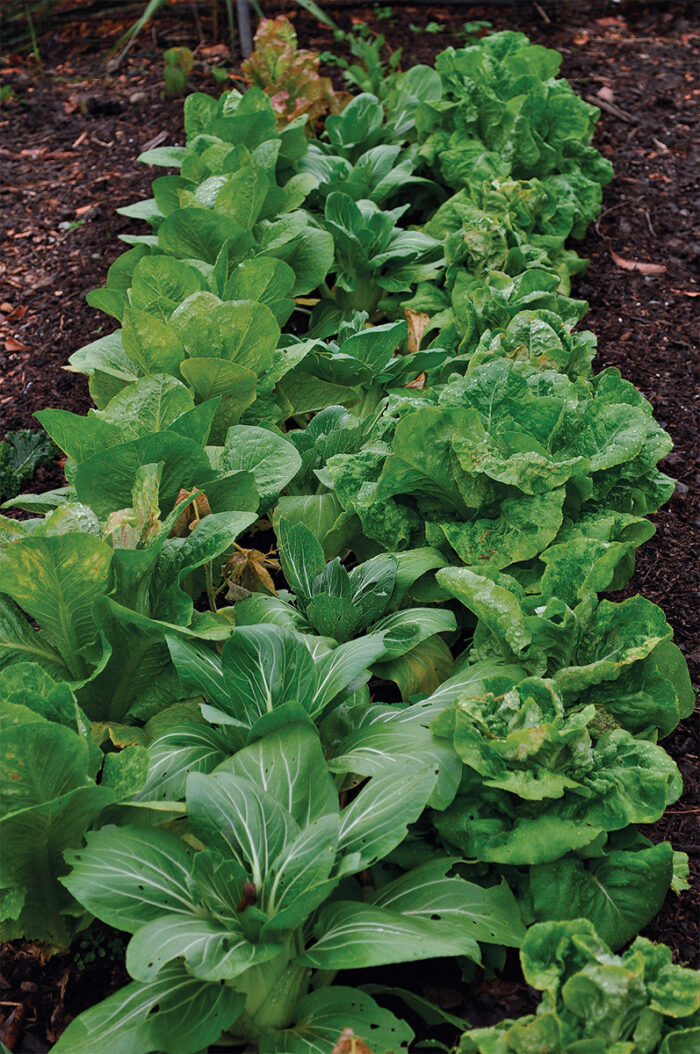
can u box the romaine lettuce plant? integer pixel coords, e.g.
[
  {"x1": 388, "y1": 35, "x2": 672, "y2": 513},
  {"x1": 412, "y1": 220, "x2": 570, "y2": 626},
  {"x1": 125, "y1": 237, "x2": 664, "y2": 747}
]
[
  {"x1": 436, "y1": 566, "x2": 693, "y2": 739},
  {"x1": 0, "y1": 663, "x2": 147, "y2": 948},
  {"x1": 0, "y1": 399, "x2": 301, "y2": 723},
  {"x1": 431, "y1": 675, "x2": 682, "y2": 865},
  {"x1": 416, "y1": 32, "x2": 613, "y2": 220},
  {"x1": 325, "y1": 358, "x2": 673, "y2": 573}
]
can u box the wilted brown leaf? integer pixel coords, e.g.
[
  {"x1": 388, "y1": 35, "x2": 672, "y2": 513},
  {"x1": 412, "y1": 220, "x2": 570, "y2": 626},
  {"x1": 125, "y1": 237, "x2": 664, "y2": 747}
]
[
  {"x1": 199, "y1": 44, "x2": 231, "y2": 61},
  {"x1": 405, "y1": 308, "x2": 430, "y2": 354},
  {"x1": 170, "y1": 488, "x2": 212, "y2": 537},
  {"x1": 4, "y1": 337, "x2": 30, "y2": 352},
  {"x1": 224, "y1": 546, "x2": 280, "y2": 600},
  {"x1": 0, "y1": 1001, "x2": 26, "y2": 1050},
  {"x1": 610, "y1": 249, "x2": 666, "y2": 275}
]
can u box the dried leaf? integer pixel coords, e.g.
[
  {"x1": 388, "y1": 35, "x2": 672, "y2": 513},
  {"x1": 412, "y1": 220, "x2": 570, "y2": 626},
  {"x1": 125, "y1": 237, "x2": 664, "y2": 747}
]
[
  {"x1": 611, "y1": 249, "x2": 666, "y2": 275},
  {"x1": 4, "y1": 337, "x2": 30, "y2": 352},
  {"x1": 405, "y1": 308, "x2": 430, "y2": 354},
  {"x1": 198, "y1": 44, "x2": 230, "y2": 61},
  {"x1": 404, "y1": 371, "x2": 427, "y2": 390},
  {"x1": 224, "y1": 547, "x2": 280, "y2": 599},
  {"x1": 170, "y1": 488, "x2": 211, "y2": 537},
  {"x1": 0, "y1": 1001, "x2": 26, "y2": 1050}
]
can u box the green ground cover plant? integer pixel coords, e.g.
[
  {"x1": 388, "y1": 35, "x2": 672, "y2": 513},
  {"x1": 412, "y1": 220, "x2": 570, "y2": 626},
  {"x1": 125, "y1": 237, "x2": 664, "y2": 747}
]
[{"x1": 0, "y1": 21, "x2": 696, "y2": 1053}]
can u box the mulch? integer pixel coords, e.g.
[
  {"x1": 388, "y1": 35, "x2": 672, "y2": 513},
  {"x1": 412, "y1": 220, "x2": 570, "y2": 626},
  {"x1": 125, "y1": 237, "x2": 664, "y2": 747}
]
[{"x1": 0, "y1": 1, "x2": 697, "y2": 1050}]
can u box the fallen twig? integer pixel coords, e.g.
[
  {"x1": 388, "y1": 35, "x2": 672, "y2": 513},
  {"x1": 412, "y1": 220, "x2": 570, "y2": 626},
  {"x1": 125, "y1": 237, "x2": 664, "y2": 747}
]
[{"x1": 585, "y1": 95, "x2": 636, "y2": 124}]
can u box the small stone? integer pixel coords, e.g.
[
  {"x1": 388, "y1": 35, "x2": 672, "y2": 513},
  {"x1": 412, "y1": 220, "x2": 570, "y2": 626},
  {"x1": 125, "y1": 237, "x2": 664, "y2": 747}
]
[{"x1": 129, "y1": 91, "x2": 149, "y2": 106}]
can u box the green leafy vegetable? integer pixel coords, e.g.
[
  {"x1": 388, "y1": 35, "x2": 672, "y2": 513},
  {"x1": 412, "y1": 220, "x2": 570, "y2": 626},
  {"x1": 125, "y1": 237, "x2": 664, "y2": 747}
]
[
  {"x1": 459, "y1": 919, "x2": 700, "y2": 1053},
  {"x1": 56, "y1": 725, "x2": 522, "y2": 1051},
  {"x1": 241, "y1": 16, "x2": 350, "y2": 130},
  {"x1": 3, "y1": 24, "x2": 692, "y2": 1052},
  {"x1": 0, "y1": 429, "x2": 56, "y2": 502}
]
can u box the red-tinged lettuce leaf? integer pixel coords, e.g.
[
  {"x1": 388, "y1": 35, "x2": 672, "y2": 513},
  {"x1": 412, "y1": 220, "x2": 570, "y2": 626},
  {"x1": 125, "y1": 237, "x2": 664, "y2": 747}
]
[{"x1": 242, "y1": 17, "x2": 350, "y2": 131}]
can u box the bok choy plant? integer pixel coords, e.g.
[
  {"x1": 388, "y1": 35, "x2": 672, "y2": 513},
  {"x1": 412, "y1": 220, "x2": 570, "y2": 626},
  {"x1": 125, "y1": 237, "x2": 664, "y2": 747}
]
[{"x1": 54, "y1": 723, "x2": 524, "y2": 1053}]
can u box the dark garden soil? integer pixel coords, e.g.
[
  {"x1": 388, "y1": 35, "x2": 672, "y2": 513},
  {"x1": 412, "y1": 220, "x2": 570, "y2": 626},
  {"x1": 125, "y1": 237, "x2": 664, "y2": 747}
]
[{"x1": 0, "y1": 1, "x2": 698, "y2": 1050}]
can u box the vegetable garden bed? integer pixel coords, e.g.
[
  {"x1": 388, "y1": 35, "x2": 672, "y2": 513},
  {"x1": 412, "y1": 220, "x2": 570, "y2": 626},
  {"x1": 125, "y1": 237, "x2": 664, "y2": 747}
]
[{"x1": 0, "y1": 3, "x2": 698, "y2": 1052}]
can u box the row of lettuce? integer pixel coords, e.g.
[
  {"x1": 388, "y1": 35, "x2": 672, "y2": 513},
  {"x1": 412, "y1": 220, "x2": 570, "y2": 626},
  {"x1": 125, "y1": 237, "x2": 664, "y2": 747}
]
[{"x1": 0, "y1": 28, "x2": 697, "y2": 1054}]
